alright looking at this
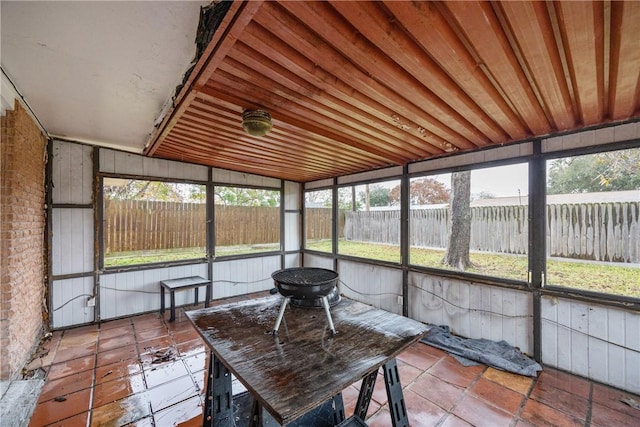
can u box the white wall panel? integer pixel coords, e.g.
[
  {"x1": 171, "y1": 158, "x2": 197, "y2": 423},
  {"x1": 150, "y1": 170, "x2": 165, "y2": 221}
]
[
  {"x1": 51, "y1": 140, "x2": 93, "y2": 204},
  {"x1": 284, "y1": 212, "x2": 300, "y2": 252},
  {"x1": 99, "y1": 263, "x2": 208, "y2": 320},
  {"x1": 338, "y1": 261, "x2": 402, "y2": 314},
  {"x1": 212, "y1": 168, "x2": 280, "y2": 188},
  {"x1": 99, "y1": 148, "x2": 207, "y2": 181},
  {"x1": 408, "y1": 272, "x2": 533, "y2": 355},
  {"x1": 284, "y1": 181, "x2": 300, "y2": 210},
  {"x1": 542, "y1": 122, "x2": 640, "y2": 153},
  {"x1": 284, "y1": 253, "x2": 300, "y2": 269},
  {"x1": 303, "y1": 254, "x2": 334, "y2": 270},
  {"x1": 211, "y1": 257, "x2": 280, "y2": 299},
  {"x1": 51, "y1": 277, "x2": 94, "y2": 328},
  {"x1": 541, "y1": 296, "x2": 640, "y2": 394},
  {"x1": 52, "y1": 208, "x2": 93, "y2": 275}
]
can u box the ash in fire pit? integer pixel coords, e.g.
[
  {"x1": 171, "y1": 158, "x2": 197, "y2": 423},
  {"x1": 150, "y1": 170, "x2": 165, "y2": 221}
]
[{"x1": 271, "y1": 267, "x2": 340, "y2": 335}]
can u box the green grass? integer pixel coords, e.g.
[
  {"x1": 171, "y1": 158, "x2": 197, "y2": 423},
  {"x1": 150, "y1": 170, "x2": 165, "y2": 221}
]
[{"x1": 306, "y1": 239, "x2": 640, "y2": 298}]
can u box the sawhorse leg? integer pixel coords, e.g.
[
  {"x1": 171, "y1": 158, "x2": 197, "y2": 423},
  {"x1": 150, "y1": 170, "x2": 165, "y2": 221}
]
[
  {"x1": 354, "y1": 358, "x2": 408, "y2": 427},
  {"x1": 203, "y1": 352, "x2": 234, "y2": 427}
]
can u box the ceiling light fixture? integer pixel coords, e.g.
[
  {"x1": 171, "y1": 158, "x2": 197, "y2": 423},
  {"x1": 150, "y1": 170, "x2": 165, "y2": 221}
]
[{"x1": 242, "y1": 109, "x2": 272, "y2": 137}]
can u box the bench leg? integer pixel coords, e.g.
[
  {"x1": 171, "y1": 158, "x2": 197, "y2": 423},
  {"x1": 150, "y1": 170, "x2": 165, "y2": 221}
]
[
  {"x1": 194, "y1": 287, "x2": 199, "y2": 306},
  {"x1": 169, "y1": 291, "x2": 176, "y2": 322},
  {"x1": 160, "y1": 287, "x2": 165, "y2": 315}
]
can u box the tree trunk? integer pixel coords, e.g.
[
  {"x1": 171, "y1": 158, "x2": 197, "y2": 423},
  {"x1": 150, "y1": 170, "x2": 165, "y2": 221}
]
[{"x1": 444, "y1": 171, "x2": 472, "y2": 270}]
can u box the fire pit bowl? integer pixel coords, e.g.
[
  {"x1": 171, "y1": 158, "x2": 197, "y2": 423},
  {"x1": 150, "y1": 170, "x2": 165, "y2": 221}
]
[
  {"x1": 271, "y1": 267, "x2": 340, "y2": 335},
  {"x1": 271, "y1": 267, "x2": 339, "y2": 300}
]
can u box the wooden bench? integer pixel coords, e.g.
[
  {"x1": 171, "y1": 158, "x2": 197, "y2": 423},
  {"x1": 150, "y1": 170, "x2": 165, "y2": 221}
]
[{"x1": 160, "y1": 276, "x2": 212, "y2": 322}]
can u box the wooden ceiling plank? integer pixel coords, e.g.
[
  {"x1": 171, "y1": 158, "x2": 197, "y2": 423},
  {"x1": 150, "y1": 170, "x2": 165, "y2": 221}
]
[
  {"x1": 253, "y1": 3, "x2": 485, "y2": 149},
  {"x1": 608, "y1": 1, "x2": 640, "y2": 120},
  {"x1": 199, "y1": 78, "x2": 407, "y2": 165},
  {"x1": 555, "y1": 1, "x2": 605, "y2": 126},
  {"x1": 190, "y1": 95, "x2": 391, "y2": 165},
  {"x1": 227, "y1": 44, "x2": 443, "y2": 157},
  {"x1": 438, "y1": 1, "x2": 551, "y2": 135},
  {"x1": 492, "y1": 1, "x2": 576, "y2": 131},
  {"x1": 217, "y1": 56, "x2": 434, "y2": 159},
  {"x1": 238, "y1": 26, "x2": 461, "y2": 153},
  {"x1": 330, "y1": 0, "x2": 522, "y2": 142}
]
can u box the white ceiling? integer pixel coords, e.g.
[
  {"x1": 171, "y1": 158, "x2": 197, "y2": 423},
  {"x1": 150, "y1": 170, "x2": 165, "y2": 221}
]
[{"x1": 1, "y1": 1, "x2": 209, "y2": 152}]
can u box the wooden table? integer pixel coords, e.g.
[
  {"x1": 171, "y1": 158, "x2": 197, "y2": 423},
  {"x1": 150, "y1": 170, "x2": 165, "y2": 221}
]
[{"x1": 186, "y1": 295, "x2": 430, "y2": 426}]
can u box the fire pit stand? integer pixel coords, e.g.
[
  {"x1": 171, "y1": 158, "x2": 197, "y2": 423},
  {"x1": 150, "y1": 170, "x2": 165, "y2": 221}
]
[{"x1": 271, "y1": 267, "x2": 339, "y2": 336}]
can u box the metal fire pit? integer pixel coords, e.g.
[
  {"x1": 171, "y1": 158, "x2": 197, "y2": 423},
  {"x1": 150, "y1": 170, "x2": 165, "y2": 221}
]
[{"x1": 271, "y1": 267, "x2": 340, "y2": 336}]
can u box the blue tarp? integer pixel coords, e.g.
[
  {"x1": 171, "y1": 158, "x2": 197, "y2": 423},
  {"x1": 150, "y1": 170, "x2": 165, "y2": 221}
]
[{"x1": 421, "y1": 325, "x2": 543, "y2": 377}]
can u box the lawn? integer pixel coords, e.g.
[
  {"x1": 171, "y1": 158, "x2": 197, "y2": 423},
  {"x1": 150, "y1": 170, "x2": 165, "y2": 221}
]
[{"x1": 306, "y1": 239, "x2": 639, "y2": 298}]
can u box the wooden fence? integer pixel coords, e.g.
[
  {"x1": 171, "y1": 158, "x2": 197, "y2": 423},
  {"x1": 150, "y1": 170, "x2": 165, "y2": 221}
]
[
  {"x1": 104, "y1": 200, "x2": 639, "y2": 263},
  {"x1": 343, "y1": 202, "x2": 639, "y2": 263}
]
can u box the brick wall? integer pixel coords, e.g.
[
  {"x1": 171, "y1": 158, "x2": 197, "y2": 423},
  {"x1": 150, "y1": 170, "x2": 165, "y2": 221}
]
[{"x1": 0, "y1": 100, "x2": 48, "y2": 380}]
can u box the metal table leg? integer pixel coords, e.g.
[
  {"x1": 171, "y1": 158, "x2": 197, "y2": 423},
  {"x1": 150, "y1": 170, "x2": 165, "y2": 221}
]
[
  {"x1": 383, "y1": 358, "x2": 408, "y2": 427},
  {"x1": 203, "y1": 352, "x2": 234, "y2": 427}
]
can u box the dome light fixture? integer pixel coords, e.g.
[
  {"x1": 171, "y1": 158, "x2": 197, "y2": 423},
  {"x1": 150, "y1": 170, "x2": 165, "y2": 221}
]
[{"x1": 242, "y1": 109, "x2": 272, "y2": 137}]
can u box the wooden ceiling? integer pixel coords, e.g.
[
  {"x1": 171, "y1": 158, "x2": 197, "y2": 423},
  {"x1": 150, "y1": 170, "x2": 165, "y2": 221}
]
[{"x1": 145, "y1": 1, "x2": 640, "y2": 183}]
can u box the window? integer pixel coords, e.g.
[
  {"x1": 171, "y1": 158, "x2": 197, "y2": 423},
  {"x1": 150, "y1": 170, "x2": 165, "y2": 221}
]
[
  {"x1": 545, "y1": 147, "x2": 640, "y2": 298},
  {"x1": 103, "y1": 178, "x2": 206, "y2": 267},
  {"x1": 214, "y1": 186, "x2": 280, "y2": 256},
  {"x1": 304, "y1": 189, "x2": 333, "y2": 252},
  {"x1": 409, "y1": 163, "x2": 529, "y2": 282},
  {"x1": 337, "y1": 180, "x2": 401, "y2": 263}
]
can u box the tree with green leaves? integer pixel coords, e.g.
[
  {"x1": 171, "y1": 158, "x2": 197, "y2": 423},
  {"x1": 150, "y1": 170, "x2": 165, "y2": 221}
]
[{"x1": 547, "y1": 148, "x2": 640, "y2": 194}]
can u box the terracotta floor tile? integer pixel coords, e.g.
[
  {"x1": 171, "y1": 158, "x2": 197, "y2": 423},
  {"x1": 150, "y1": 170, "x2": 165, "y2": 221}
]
[
  {"x1": 482, "y1": 367, "x2": 534, "y2": 394},
  {"x1": 137, "y1": 335, "x2": 174, "y2": 354},
  {"x1": 93, "y1": 373, "x2": 147, "y2": 408},
  {"x1": 62, "y1": 324, "x2": 99, "y2": 337},
  {"x1": 95, "y1": 359, "x2": 142, "y2": 385},
  {"x1": 417, "y1": 342, "x2": 449, "y2": 358},
  {"x1": 397, "y1": 360, "x2": 423, "y2": 387},
  {"x1": 452, "y1": 394, "x2": 514, "y2": 427},
  {"x1": 403, "y1": 389, "x2": 447, "y2": 427},
  {"x1": 176, "y1": 338, "x2": 207, "y2": 357},
  {"x1": 33, "y1": 411, "x2": 89, "y2": 427},
  {"x1": 536, "y1": 368, "x2": 591, "y2": 398},
  {"x1": 153, "y1": 394, "x2": 203, "y2": 426},
  {"x1": 136, "y1": 327, "x2": 169, "y2": 343},
  {"x1": 514, "y1": 420, "x2": 538, "y2": 427},
  {"x1": 29, "y1": 388, "x2": 91, "y2": 426},
  {"x1": 439, "y1": 414, "x2": 474, "y2": 427},
  {"x1": 341, "y1": 384, "x2": 360, "y2": 415},
  {"x1": 144, "y1": 360, "x2": 190, "y2": 389},
  {"x1": 91, "y1": 393, "x2": 152, "y2": 426},
  {"x1": 183, "y1": 352, "x2": 209, "y2": 375},
  {"x1": 98, "y1": 333, "x2": 136, "y2": 352},
  {"x1": 100, "y1": 323, "x2": 134, "y2": 341},
  {"x1": 148, "y1": 375, "x2": 199, "y2": 413},
  {"x1": 99, "y1": 317, "x2": 133, "y2": 331},
  {"x1": 365, "y1": 407, "x2": 392, "y2": 427},
  {"x1": 590, "y1": 401, "x2": 640, "y2": 427},
  {"x1": 47, "y1": 355, "x2": 95, "y2": 381},
  {"x1": 396, "y1": 344, "x2": 441, "y2": 371},
  {"x1": 409, "y1": 372, "x2": 465, "y2": 411},
  {"x1": 529, "y1": 381, "x2": 589, "y2": 421},
  {"x1": 520, "y1": 399, "x2": 584, "y2": 427},
  {"x1": 171, "y1": 328, "x2": 202, "y2": 344},
  {"x1": 592, "y1": 382, "x2": 640, "y2": 417},
  {"x1": 470, "y1": 377, "x2": 525, "y2": 414},
  {"x1": 96, "y1": 344, "x2": 138, "y2": 367},
  {"x1": 139, "y1": 346, "x2": 180, "y2": 369},
  {"x1": 52, "y1": 342, "x2": 97, "y2": 364},
  {"x1": 132, "y1": 314, "x2": 166, "y2": 332},
  {"x1": 126, "y1": 416, "x2": 155, "y2": 427},
  {"x1": 428, "y1": 357, "x2": 484, "y2": 388},
  {"x1": 38, "y1": 370, "x2": 94, "y2": 403}
]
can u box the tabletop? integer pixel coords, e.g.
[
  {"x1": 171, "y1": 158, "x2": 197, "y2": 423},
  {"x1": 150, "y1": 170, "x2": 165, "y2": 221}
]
[{"x1": 186, "y1": 295, "x2": 430, "y2": 425}]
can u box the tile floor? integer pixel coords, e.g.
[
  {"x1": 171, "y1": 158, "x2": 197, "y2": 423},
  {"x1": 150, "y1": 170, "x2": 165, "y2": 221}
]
[{"x1": 27, "y1": 293, "x2": 639, "y2": 427}]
